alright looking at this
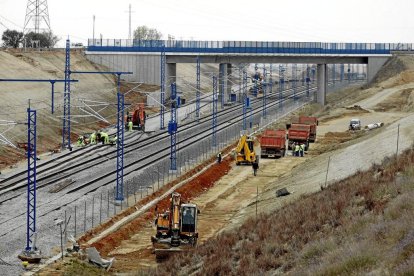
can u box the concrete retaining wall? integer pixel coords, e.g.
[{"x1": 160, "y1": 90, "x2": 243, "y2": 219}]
[{"x1": 85, "y1": 52, "x2": 161, "y2": 85}]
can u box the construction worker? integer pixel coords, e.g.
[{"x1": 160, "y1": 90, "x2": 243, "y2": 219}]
[
  {"x1": 77, "y1": 135, "x2": 85, "y2": 147},
  {"x1": 109, "y1": 135, "x2": 117, "y2": 145},
  {"x1": 217, "y1": 152, "x2": 222, "y2": 163},
  {"x1": 300, "y1": 143, "x2": 305, "y2": 157},
  {"x1": 90, "y1": 132, "x2": 97, "y2": 144},
  {"x1": 295, "y1": 143, "x2": 300, "y2": 157},
  {"x1": 100, "y1": 132, "x2": 109, "y2": 144},
  {"x1": 252, "y1": 161, "x2": 259, "y2": 176},
  {"x1": 292, "y1": 142, "x2": 297, "y2": 156},
  {"x1": 128, "y1": 120, "x2": 133, "y2": 132}
]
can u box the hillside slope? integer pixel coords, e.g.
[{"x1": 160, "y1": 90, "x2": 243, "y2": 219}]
[
  {"x1": 146, "y1": 55, "x2": 414, "y2": 275},
  {"x1": 0, "y1": 49, "x2": 118, "y2": 169}
]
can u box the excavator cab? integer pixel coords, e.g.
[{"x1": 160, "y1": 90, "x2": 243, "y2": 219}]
[{"x1": 181, "y1": 204, "x2": 197, "y2": 235}]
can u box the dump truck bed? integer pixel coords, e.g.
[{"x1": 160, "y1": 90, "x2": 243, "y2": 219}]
[
  {"x1": 298, "y1": 116, "x2": 318, "y2": 142},
  {"x1": 260, "y1": 129, "x2": 286, "y2": 158}
]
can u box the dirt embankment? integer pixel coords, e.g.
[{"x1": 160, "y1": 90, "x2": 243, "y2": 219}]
[{"x1": 0, "y1": 50, "x2": 118, "y2": 170}]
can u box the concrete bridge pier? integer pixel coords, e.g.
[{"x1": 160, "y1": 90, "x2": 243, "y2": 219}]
[
  {"x1": 367, "y1": 57, "x2": 389, "y2": 83},
  {"x1": 167, "y1": 63, "x2": 176, "y2": 98},
  {"x1": 227, "y1": 64, "x2": 232, "y2": 100},
  {"x1": 219, "y1": 64, "x2": 227, "y2": 104},
  {"x1": 167, "y1": 63, "x2": 177, "y2": 85},
  {"x1": 218, "y1": 63, "x2": 233, "y2": 104},
  {"x1": 316, "y1": 64, "x2": 327, "y2": 105}
]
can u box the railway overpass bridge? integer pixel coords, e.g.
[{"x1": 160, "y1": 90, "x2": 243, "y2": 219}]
[{"x1": 85, "y1": 39, "x2": 411, "y2": 105}]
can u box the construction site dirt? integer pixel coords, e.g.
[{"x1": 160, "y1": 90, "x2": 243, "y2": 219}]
[
  {"x1": 5, "y1": 54, "x2": 414, "y2": 275},
  {"x1": 38, "y1": 93, "x2": 413, "y2": 274}
]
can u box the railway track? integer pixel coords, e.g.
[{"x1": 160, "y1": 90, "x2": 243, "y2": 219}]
[
  {"x1": 0, "y1": 84, "x2": 314, "y2": 198},
  {"x1": 1, "y1": 78, "x2": 366, "y2": 239},
  {"x1": 0, "y1": 86, "x2": 316, "y2": 237}
]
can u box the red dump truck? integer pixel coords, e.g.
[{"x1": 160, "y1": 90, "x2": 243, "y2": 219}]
[
  {"x1": 298, "y1": 116, "x2": 318, "y2": 142},
  {"x1": 260, "y1": 129, "x2": 286, "y2": 158},
  {"x1": 287, "y1": 123, "x2": 311, "y2": 151}
]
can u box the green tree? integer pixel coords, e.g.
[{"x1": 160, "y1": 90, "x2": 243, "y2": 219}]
[
  {"x1": 2, "y1": 29, "x2": 24, "y2": 48},
  {"x1": 24, "y1": 31, "x2": 60, "y2": 48},
  {"x1": 133, "y1": 25, "x2": 162, "y2": 40}
]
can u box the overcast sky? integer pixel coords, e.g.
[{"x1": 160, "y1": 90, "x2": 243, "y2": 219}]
[{"x1": 0, "y1": 0, "x2": 413, "y2": 47}]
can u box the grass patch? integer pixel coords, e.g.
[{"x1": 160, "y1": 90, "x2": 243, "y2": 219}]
[
  {"x1": 318, "y1": 255, "x2": 376, "y2": 276},
  {"x1": 38, "y1": 258, "x2": 111, "y2": 276}
]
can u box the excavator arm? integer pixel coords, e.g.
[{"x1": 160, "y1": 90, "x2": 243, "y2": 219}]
[
  {"x1": 236, "y1": 135, "x2": 247, "y2": 153},
  {"x1": 171, "y1": 192, "x2": 181, "y2": 246},
  {"x1": 244, "y1": 141, "x2": 252, "y2": 162}
]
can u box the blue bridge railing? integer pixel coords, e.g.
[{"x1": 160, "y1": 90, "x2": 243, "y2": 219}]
[{"x1": 87, "y1": 39, "x2": 413, "y2": 55}]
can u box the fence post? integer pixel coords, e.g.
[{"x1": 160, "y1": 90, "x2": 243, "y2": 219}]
[
  {"x1": 126, "y1": 183, "x2": 129, "y2": 207},
  {"x1": 74, "y1": 205, "x2": 77, "y2": 238},
  {"x1": 64, "y1": 210, "x2": 67, "y2": 243},
  {"x1": 157, "y1": 166, "x2": 160, "y2": 190},
  {"x1": 107, "y1": 189, "x2": 110, "y2": 219},
  {"x1": 84, "y1": 201, "x2": 86, "y2": 233},
  {"x1": 113, "y1": 188, "x2": 116, "y2": 215},
  {"x1": 92, "y1": 196, "x2": 94, "y2": 228},
  {"x1": 100, "y1": 193, "x2": 103, "y2": 225}
]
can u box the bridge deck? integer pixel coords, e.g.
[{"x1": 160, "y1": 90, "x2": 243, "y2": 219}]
[{"x1": 87, "y1": 39, "x2": 412, "y2": 55}]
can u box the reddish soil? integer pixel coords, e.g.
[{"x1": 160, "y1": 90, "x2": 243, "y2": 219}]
[{"x1": 77, "y1": 143, "x2": 236, "y2": 257}]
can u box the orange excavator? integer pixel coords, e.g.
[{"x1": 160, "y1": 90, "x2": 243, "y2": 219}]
[
  {"x1": 151, "y1": 192, "x2": 198, "y2": 258},
  {"x1": 125, "y1": 103, "x2": 146, "y2": 131}
]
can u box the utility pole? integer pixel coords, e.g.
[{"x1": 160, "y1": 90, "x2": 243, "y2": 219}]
[
  {"x1": 242, "y1": 71, "x2": 247, "y2": 131},
  {"x1": 253, "y1": 64, "x2": 259, "y2": 97},
  {"x1": 306, "y1": 65, "x2": 311, "y2": 98},
  {"x1": 262, "y1": 67, "x2": 267, "y2": 119},
  {"x1": 279, "y1": 64, "x2": 285, "y2": 108},
  {"x1": 128, "y1": 4, "x2": 132, "y2": 40},
  {"x1": 196, "y1": 56, "x2": 201, "y2": 121},
  {"x1": 219, "y1": 65, "x2": 225, "y2": 109},
  {"x1": 169, "y1": 83, "x2": 178, "y2": 171},
  {"x1": 269, "y1": 64, "x2": 273, "y2": 95},
  {"x1": 212, "y1": 75, "x2": 218, "y2": 147},
  {"x1": 62, "y1": 39, "x2": 71, "y2": 150},
  {"x1": 160, "y1": 47, "x2": 166, "y2": 130},
  {"x1": 125, "y1": 4, "x2": 135, "y2": 40},
  {"x1": 23, "y1": 0, "x2": 51, "y2": 34},
  {"x1": 93, "y1": 15, "x2": 95, "y2": 42},
  {"x1": 292, "y1": 64, "x2": 297, "y2": 101},
  {"x1": 116, "y1": 78, "x2": 124, "y2": 202}
]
